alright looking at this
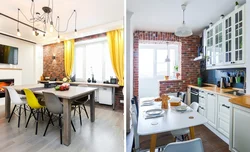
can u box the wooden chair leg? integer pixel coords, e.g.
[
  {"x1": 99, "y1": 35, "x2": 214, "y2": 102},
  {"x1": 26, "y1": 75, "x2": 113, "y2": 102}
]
[
  {"x1": 18, "y1": 105, "x2": 22, "y2": 128},
  {"x1": 71, "y1": 120, "x2": 76, "y2": 132},
  {"x1": 25, "y1": 109, "x2": 33, "y2": 128},
  {"x1": 43, "y1": 113, "x2": 53, "y2": 136},
  {"x1": 24, "y1": 105, "x2": 26, "y2": 117},
  {"x1": 35, "y1": 110, "x2": 39, "y2": 135},
  {"x1": 8, "y1": 105, "x2": 16, "y2": 123},
  {"x1": 82, "y1": 104, "x2": 89, "y2": 119},
  {"x1": 78, "y1": 105, "x2": 82, "y2": 126}
]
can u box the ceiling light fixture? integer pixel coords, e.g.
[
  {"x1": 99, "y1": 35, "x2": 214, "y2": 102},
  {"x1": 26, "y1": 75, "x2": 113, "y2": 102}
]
[
  {"x1": 16, "y1": 0, "x2": 77, "y2": 39},
  {"x1": 165, "y1": 42, "x2": 170, "y2": 62},
  {"x1": 175, "y1": 4, "x2": 193, "y2": 37}
]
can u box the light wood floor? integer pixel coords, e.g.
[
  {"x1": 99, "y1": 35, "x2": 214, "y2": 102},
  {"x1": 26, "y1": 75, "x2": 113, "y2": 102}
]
[{"x1": 0, "y1": 103, "x2": 124, "y2": 152}]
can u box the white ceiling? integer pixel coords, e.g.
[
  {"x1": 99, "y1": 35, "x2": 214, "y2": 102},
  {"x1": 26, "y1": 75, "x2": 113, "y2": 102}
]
[
  {"x1": 127, "y1": 0, "x2": 246, "y2": 35},
  {"x1": 0, "y1": 0, "x2": 124, "y2": 45}
]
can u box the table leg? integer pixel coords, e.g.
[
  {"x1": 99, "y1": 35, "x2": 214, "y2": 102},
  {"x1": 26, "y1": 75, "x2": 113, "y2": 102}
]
[
  {"x1": 63, "y1": 98, "x2": 71, "y2": 146},
  {"x1": 150, "y1": 134, "x2": 157, "y2": 152},
  {"x1": 112, "y1": 87, "x2": 115, "y2": 110},
  {"x1": 189, "y1": 126, "x2": 195, "y2": 139},
  {"x1": 90, "y1": 91, "x2": 95, "y2": 122},
  {"x1": 5, "y1": 89, "x2": 10, "y2": 118}
]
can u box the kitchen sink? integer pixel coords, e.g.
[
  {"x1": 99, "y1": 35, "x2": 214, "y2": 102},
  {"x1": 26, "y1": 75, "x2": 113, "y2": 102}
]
[{"x1": 224, "y1": 90, "x2": 245, "y2": 96}]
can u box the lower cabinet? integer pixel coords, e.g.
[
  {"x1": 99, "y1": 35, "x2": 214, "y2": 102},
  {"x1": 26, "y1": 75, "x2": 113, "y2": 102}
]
[
  {"x1": 98, "y1": 87, "x2": 113, "y2": 105},
  {"x1": 217, "y1": 96, "x2": 230, "y2": 138},
  {"x1": 206, "y1": 92, "x2": 217, "y2": 128},
  {"x1": 230, "y1": 104, "x2": 250, "y2": 152}
]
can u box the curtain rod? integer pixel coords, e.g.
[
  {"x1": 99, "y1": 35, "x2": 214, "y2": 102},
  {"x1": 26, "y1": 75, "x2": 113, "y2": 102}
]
[
  {"x1": 0, "y1": 12, "x2": 46, "y2": 33},
  {"x1": 0, "y1": 32, "x2": 36, "y2": 44}
]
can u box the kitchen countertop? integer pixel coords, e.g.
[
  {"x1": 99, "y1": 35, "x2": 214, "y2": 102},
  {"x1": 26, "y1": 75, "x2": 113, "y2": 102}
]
[
  {"x1": 189, "y1": 84, "x2": 250, "y2": 109},
  {"x1": 188, "y1": 84, "x2": 243, "y2": 98},
  {"x1": 229, "y1": 96, "x2": 250, "y2": 109},
  {"x1": 38, "y1": 80, "x2": 120, "y2": 88}
]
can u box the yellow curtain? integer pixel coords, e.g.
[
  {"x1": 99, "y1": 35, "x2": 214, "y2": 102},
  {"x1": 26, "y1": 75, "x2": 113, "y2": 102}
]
[
  {"x1": 64, "y1": 39, "x2": 75, "y2": 78},
  {"x1": 107, "y1": 29, "x2": 124, "y2": 86}
]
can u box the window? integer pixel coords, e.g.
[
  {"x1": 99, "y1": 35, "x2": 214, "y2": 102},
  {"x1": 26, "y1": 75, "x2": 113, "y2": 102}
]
[
  {"x1": 74, "y1": 38, "x2": 115, "y2": 82},
  {"x1": 139, "y1": 43, "x2": 180, "y2": 79}
]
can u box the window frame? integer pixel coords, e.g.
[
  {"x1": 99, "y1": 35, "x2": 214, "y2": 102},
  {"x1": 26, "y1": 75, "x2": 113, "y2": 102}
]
[
  {"x1": 139, "y1": 43, "x2": 180, "y2": 78},
  {"x1": 74, "y1": 37, "x2": 114, "y2": 82}
]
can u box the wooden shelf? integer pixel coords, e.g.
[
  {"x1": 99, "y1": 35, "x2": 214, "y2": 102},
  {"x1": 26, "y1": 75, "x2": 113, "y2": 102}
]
[{"x1": 0, "y1": 68, "x2": 22, "y2": 70}]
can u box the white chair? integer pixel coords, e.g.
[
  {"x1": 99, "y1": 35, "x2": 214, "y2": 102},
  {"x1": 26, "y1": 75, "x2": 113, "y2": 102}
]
[
  {"x1": 171, "y1": 102, "x2": 199, "y2": 141},
  {"x1": 6, "y1": 87, "x2": 27, "y2": 128},
  {"x1": 131, "y1": 99, "x2": 172, "y2": 152},
  {"x1": 163, "y1": 138, "x2": 204, "y2": 152}
]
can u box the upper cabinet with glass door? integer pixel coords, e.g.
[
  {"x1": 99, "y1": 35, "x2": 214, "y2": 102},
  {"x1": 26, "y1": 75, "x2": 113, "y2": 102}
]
[
  {"x1": 224, "y1": 13, "x2": 233, "y2": 65},
  {"x1": 214, "y1": 20, "x2": 224, "y2": 66},
  {"x1": 234, "y1": 5, "x2": 245, "y2": 64},
  {"x1": 206, "y1": 4, "x2": 245, "y2": 69},
  {"x1": 206, "y1": 27, "x2": 214, "y2": 67}
]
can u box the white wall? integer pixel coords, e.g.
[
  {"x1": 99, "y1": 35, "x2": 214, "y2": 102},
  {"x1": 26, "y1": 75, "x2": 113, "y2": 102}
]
[
  {"x1": 0, "y1": 35, "x2": 42, "y2": 85},
  {"x1": 245, "y1": 1, "x2": 250, "y2": 93},
  {"x1": 35, "y1": 45, "x2": 43, "y2": 82}
]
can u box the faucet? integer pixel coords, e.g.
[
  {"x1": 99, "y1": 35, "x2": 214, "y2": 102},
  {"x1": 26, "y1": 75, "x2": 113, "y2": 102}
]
[{"x1": 240, "y1": 70, "x2": 246, "y2": 93}]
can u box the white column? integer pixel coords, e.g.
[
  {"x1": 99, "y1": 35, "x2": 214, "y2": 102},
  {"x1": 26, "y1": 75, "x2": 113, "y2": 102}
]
[
  {"x1": 125, "y1": 10, "x2": 134, "y2": 133},
  {"x1": 245, "y1": 1, "x2": 250, "y2": 93}
]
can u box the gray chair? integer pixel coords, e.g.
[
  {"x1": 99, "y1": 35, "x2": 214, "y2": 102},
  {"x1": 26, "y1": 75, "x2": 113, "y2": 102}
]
[
  {"x1": 163, "y1": 138, "x2": 204, "y2": 152},
  {"x1": 43, "y1": 92, "x2": 76, "y2": 144},
  {"x1": 72, "y1": 84, "x2": 89, "y2": 126}
]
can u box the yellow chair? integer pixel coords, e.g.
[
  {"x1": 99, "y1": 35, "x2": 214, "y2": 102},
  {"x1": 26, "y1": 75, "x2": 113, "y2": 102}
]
[{"x1": 23, "y1": 88, "x2": 45, "y2": 135}]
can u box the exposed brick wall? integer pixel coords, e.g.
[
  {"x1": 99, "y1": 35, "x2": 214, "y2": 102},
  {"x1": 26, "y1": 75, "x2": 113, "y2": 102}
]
[
  {"x1": 133, "y1": 31, "x2": 200, "y2": 97},
  {"x1": 43, "y1": 42, "x2": 65, "y2": 80},
  {"x1": 43, "y1": 33, "x2": 123, "y2": 111}
]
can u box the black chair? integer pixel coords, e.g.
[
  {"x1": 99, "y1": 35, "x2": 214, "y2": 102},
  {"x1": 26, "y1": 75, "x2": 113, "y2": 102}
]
[
  {"x1": 133, "y1": 96, "x2": 139, "y2": 118},
  {"x1": 177, "y1": 92, "x2": 186, "y2": 104}
]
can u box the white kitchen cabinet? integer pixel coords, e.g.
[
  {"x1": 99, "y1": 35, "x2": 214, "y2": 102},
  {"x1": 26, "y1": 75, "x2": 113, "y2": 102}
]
[
  {"x1": 205, "y1": 4, "x2": 245, "y2": 69},
  {"x1": 214, "y1": 20, "x2": 224, "y2": 66},
  {"x1": 217, "y1": 95, "x2": 231, "y2": 138},
  {"x1": 206, "y1": 27, "x2": 214, "y2": 67},
  {"x1": 206, "y1": 92, "x2": 217, "y2": 128},
  {"x1": 230, "y1": 104, "x2": 250, "y2": 152},
  {"x1": 233, "y1": 5, "x2": 245, "y2": 64},
  {"x1": 198, "y1": 90, "x2": 207, "y2": 117},
  {"x1": 98, "y1": 87, "x2": 112, "y2": 105}
]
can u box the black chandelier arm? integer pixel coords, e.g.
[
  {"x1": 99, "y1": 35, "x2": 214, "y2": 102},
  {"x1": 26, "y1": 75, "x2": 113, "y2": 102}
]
[
  {"x1": 0, "y1": 12, "x2": 45, "y2": 33},
  {"x1": 52, "y1": 10, "x2": 77, "y2": 33}
]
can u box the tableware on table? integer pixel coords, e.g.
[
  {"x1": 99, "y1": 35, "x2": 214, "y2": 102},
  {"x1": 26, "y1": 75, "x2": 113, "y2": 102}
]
[
  {"x1": 146, "y1": 108, "x2": 163, "y2": 115},
  {"x1": 161, "y1": 94, "x2": 170, "y2": 109},
  {"x1": 175, "y1": 105, "x2": 188, "y2": 112},
  {"x1": 141, "y1": 100, "x2": 154, "y2": 106}
]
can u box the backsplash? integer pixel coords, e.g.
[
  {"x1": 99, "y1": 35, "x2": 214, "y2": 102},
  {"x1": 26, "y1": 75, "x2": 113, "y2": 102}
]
[{"x1": 202, "y1": 68, "x2": 246, "y2": 89}]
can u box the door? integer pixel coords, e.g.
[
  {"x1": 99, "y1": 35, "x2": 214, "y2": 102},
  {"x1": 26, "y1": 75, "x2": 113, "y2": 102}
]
[
  {"x1": 232, "y1": 107, "x2": 250, "y2": 152},
  {"x1": 224, "y1": 14, "x2": 233, "y2": 65},
  {"x1": 214, "y1": 21, "x2": 224, "y2": 65},
  {"x1": 234, "y1": 6, "x2": 244, "y2": 64},
  {"x1": 207, "y1": 92, "x2": 217, "y2": 128}
]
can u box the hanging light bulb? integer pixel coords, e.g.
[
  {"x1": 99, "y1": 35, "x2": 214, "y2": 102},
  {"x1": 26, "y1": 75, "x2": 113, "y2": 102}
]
[
  {"x1": 50, "y1": 21, "x2": 54, "y2": 32},
  {"x1": 57, "y1": 35, "x2": 60, "y2": 43},
  {"x1": 17, "y1": 29, "x2": 21, "y2": 37},
  {"x1": 74, "y1": 29, "x2": 78, "y2": 36},
  {"x1": 32, "y1": 29, "x2": 36, "y2": 36},
  {"x1": 165, "y1": 42, "x2": 171, "y2": 62}
]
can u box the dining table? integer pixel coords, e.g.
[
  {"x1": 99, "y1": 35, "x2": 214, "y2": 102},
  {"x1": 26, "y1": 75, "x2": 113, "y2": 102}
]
[
  {"x1": 138, "y1": 96, "x2": 208, "y2": 152},
  {"x1": 4, "y1": 84, "x2": 97, "y2": 146}
]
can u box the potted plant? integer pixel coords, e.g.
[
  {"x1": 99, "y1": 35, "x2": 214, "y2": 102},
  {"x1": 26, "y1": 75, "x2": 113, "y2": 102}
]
[
  {"x1": 174, "y1": 65, "x2": 180, "y2": 79},
  {"x1": 235, "y1": 1, "x2": 239, "y2": 10}
]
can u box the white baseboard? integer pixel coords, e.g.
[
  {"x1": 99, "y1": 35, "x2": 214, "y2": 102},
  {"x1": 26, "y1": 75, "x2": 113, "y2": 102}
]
[{"x1": 204, "y1": 123, "x2": 229, "y2": 144}]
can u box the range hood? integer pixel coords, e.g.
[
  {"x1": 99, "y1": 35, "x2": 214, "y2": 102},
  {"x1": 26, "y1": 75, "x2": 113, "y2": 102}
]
[{"x1": 193, "y1": 56, "x2": 204, "y2": 61}]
